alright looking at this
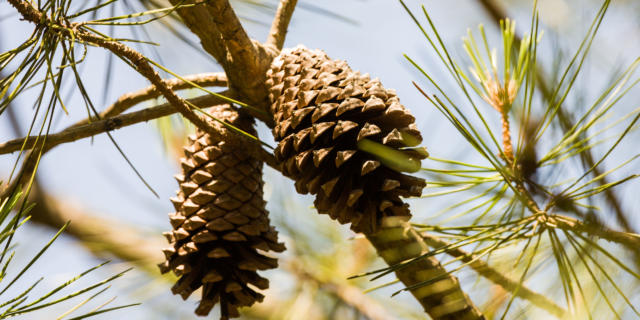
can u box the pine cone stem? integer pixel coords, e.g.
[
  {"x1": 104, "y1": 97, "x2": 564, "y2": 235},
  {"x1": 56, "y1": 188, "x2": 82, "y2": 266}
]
[{"x1": 366, "y1": 217, "x2": 484, "y2": 320}]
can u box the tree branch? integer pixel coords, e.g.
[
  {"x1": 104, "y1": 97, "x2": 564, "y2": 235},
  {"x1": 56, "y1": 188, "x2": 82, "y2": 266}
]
[
  {"x1": 8, "y1": 0, "x2": 272, "y2": 157},
  {"x1": 81, "y1": 36, "x2": 232, "y2": 143},
  {"x1": 207, "y1": 0, "x2": 257, "y2": 67},
  {"x1": 366, "y1": 217, "x2": 484, "y2": 320},
  {"x1": 0, "y1": 93, "x2": 229, "y2": 156},
  {"x1": 267, "y1": 0, "x2": 299, "y2": 50},
  {"x1": 71, "y1": 72, "x2": 227, "y2": 128},
  {"x1": 205, "y1": 0, "x2": 278, "y2": 107},
  {"x1": 421, "y1": 233, "x2": 566, "y2": 318},
  {"x1": 0, "y1": 95, "x2": 279, "y2": 174},
  {"x1": 169, "y1": 0, "x2": 229, "y2": 64},
  {"x1": 549, "y1": 214, "x2": 640, "y2": 247}
]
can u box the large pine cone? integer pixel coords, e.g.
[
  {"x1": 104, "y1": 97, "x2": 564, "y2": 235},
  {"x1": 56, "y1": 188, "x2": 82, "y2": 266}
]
[
  {"x1": 159, "y1": 105, "x2": 285, "y2": 319},
  {"x1": 266, "y1": 46, "x2": 427, "y2": 234}
]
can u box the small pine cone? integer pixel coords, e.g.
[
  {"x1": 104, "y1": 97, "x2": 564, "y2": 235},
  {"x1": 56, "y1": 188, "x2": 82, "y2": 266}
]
[
  {"x1": 159, "y1": 105, "x2": 285, "y2": 319},
  {"x1": 266, "y1": 46, "x2": 428, "y2": 234}
]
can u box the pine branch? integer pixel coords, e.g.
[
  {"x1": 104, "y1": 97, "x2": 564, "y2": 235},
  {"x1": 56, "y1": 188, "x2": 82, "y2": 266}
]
[
  {"x1": 170, "y1": 0, "x2": 278, "y2": 110},
  {"x1": 475, "y1": 0, "x2": 635, "y2": 235},
  {"x1": 70, "y1": 72, "x2": 227, "y2": 128},
  {"x1": 168, "y1": 0, "x2": 229, "y2": 63},
  {"x1": 548, "y1": 214, "x2": 640, "y2": 247},
  {"x1": 8, "y1": 0, "x2": 241, "y2": 147},
  {"x1": 476, "y1": 0, "x2": 640, "y2": 277},
  {"x1": 421, "y1": 233, "x2": 566, "y2": 317},
  {"x1": 207, "y1": 0, "x2": 257, "y2": 69},
  {"x1": 0, "y1": 93, "x2": 230, "y2": 156},
  {"x1": 500, "y1": 115, "x2": 640, "y2": 264},
  {"x1": 7, "y1": 0, "x2": 273, "y2": 158},
  {"x1": 267, "y1": 0, "x2": 299, "y2": 50},
  {"x1": 366, "y1": 217, "x2": 484, "y2": 320}
]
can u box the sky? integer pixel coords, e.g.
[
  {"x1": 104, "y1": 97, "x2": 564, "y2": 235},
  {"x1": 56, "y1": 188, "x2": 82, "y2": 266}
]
[{"x1": 1, "y1": 0, "x2": 639, "y2": 319}]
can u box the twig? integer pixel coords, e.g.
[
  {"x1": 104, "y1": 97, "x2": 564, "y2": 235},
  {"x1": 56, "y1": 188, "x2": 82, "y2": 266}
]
[
  {"x1": 549, "y1": 214, "x2": 640, "y2": 248},
  {"x1": 267, "y1": 0, "x2": 299, "y2": 50},
  {"x1": 0, "y1": 93, "x2": 229, "y2": 156},
  {"x1": 84, "y1": 37, "x2": 231, "y2": 141},
  {"x1": 421, "y1": 233, "x2": 566, "y2": 317},
  {"x1": 0, "y1": 95, "x2": 279, "y2": 174},
  {"x1": 71, "y1": 72, "x2": 227, "y2": 128},
  {"x1": 500, "y1": 110, "x2": 514, "y2": 164}
]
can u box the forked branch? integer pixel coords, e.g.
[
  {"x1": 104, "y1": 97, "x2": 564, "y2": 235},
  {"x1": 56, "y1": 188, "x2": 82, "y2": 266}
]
[{"x1": 170, "y1": 0, "x2": 277, "y2": 109}]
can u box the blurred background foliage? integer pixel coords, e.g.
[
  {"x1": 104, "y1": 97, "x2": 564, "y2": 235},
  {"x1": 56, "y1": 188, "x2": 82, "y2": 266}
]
[{"x1": 1, "y1": 0, "x2": 639, "y2": 319}]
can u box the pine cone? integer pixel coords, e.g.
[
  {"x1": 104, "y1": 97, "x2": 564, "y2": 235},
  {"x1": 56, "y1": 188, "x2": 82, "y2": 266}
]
[
  {"x1": 159, "y1": 105, "x2": 285, "y2": 319},
  {"x1": 266, "y1": 46, "x2": 428, "y2": 234}
]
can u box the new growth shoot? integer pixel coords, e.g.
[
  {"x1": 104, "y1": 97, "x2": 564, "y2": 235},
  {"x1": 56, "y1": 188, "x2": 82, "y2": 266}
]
[{"x1": 460, "y1": 19, "x2": 540, "y2": 163}]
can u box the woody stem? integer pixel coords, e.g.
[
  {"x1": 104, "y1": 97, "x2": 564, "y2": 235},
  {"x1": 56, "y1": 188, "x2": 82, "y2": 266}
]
[{"x1": 500, "y1": 107, "x2": 514, "y2": 164}]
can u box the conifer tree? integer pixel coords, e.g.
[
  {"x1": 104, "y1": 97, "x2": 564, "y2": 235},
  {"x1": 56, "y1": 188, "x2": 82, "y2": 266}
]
[{"x1": 1, "y1": 0, "x2": 639, "y2": 319}]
